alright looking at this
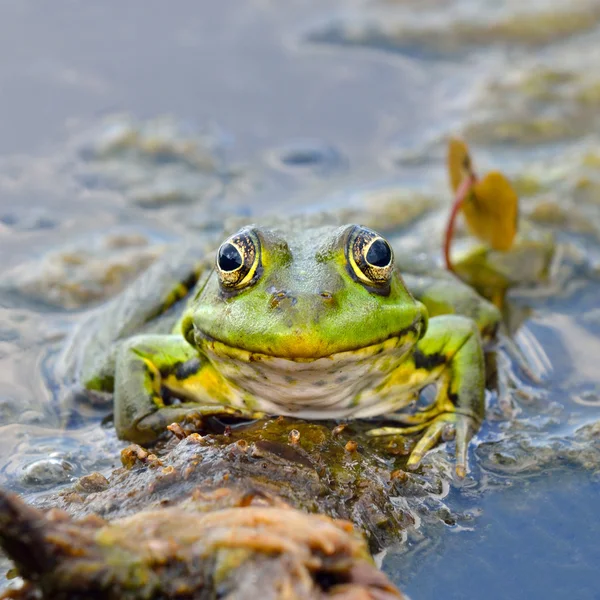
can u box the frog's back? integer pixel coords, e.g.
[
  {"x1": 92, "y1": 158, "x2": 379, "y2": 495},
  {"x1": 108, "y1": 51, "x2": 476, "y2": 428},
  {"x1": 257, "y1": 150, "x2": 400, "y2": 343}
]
[{"x1": 56, "y1": 242, "x2": 210, "y2": 390}]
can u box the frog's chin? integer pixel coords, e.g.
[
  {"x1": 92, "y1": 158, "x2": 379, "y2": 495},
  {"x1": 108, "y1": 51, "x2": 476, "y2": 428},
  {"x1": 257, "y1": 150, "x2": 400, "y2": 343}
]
[{"x1": 197, "y1": 333, "x2": 418, "y2": 416}]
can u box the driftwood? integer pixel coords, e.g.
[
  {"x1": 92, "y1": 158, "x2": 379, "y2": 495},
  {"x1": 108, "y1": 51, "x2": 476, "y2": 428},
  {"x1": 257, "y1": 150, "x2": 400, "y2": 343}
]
[{"x1": 0, "y1": 489, "x2": 403, "y2": 599}]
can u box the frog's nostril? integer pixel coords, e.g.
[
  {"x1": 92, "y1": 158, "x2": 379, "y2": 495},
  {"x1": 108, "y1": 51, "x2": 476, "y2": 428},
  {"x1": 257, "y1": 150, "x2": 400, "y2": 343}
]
[
  {"x1": 319, "y1": 291, "x2": 334, "y2": 303},
  {"x1": 269, "y1": 290, "x2": 297, "y2": 309}
]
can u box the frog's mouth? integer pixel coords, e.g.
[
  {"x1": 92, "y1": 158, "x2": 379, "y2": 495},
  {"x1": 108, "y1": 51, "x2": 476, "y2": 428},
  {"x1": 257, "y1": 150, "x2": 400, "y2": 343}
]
[
  {"x1": 198, "y1": 331, "x2": 413, "y2": 363},
  {"x1": 192, "y1": 316, "x2": 424, "y2": 362}
]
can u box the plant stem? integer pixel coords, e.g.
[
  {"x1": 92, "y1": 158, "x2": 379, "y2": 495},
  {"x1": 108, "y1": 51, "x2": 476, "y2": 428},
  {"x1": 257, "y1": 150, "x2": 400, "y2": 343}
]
[{"x1": 444, "y1": 175, "x2": 476, "y2": 272}]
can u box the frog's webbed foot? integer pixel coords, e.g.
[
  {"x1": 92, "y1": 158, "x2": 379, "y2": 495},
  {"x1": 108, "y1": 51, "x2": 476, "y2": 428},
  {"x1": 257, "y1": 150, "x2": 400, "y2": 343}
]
[{"x1": 368, "y1": 412, "x2": 479, "y2": 478}]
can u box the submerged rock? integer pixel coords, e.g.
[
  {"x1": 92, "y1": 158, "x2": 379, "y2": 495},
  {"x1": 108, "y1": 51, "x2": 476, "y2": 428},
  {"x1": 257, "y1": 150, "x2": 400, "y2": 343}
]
[
  {"x1": 20, "y1": 459, "x2": 74, "y2": 487},
  {"x1": 3, "y1": 232, "x2": 165, "y2": 310}
]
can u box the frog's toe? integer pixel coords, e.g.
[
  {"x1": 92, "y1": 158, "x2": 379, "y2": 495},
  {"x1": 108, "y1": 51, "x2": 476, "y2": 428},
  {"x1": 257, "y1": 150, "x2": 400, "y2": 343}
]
[
  {"x1": 368, "y1": 412, "x2": 478, "y2": 478},
  {"x1": 405, "y1": 418, "x2": 448, "y2": 472},
  {"x1": 136, "y1": 404, "x2": 263, "y2": 441},
  {"x1": 374, "y1": 404, "x2": 443, "y2": 427},
  {"x1": 406, "y1": 413, "x2": 477, "y2": 478}
]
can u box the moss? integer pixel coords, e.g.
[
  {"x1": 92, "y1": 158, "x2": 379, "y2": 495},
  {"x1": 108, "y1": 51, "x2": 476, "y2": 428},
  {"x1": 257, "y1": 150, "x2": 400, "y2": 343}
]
[
  {"x1": 511, "y1": 174, "x2": 547, "y2": 197},
  {"x1": 516, "y1": 69, "x2": 578, "y2": 100},
  {"x1": 459, "y1": 6, "x2": 600, "y2": 46},
  {"x1": 464, "y1": 117, "x2": 578, "y2": 145},
  {"x1": 576, "y1": 81, "x2": 600, "y2": 106},
  {"x1": 582, "y1": 152, "x2": 600, "y2": 169}
]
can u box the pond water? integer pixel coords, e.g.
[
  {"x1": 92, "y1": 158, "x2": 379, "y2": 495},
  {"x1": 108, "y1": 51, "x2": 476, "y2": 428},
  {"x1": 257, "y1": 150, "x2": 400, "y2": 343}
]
[
  {"x1": 392, "y1": 472, "x2": 600, "y2": 599},
  {"x1": 1, "y1": 1, "x2": 600, "y2": 598}
]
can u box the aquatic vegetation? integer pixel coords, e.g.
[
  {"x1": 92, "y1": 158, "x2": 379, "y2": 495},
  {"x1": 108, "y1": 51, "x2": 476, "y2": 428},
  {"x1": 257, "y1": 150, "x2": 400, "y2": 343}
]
[{"x1": 444, "y1": 138, "x2": 519, "y2": 269}]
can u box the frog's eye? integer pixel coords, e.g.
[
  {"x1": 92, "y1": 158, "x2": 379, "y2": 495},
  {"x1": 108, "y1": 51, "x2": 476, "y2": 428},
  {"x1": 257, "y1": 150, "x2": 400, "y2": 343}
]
[
  {"x1": 347, "y1": 226, "x2": 394, "y2": 286},
  {"x1": 216, "y1": 230, "x2": 261, "y2": 290}
]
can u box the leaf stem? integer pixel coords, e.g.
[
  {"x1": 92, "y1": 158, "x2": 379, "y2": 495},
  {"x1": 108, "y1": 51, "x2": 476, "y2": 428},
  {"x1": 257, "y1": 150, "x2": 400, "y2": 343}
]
[{"x1": 443, "y1": 174, "x2": 477, "y2": 272}]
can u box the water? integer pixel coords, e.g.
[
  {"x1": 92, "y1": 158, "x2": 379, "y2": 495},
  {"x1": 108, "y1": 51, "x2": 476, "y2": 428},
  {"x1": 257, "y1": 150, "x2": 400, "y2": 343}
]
[
  {"x1": 394, "y1": 473, "x2": 600, "y2": 600},
  {"x1": 1, "y1": 1, "x2": 600, "y2": 597}
]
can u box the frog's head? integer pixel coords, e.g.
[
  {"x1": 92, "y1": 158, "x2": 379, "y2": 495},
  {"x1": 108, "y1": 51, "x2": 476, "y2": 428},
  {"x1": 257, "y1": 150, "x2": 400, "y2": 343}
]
[
  {"x1": 183, "y1": 224, "x2": 427, "y2": 363},
  {"x1": 182, "y1": 224, "x2": 428, "y2": 415}
]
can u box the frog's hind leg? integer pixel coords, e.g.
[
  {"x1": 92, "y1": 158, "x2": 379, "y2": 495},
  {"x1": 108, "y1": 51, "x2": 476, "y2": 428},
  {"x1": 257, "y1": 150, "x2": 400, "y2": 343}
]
[
  {"x1": 114, "y1": 334, "x2": 261, "y2": 444},
  {"x1": 369, "y1": 315, "x2": 485, "y2": 478},
  {"x1": 402, "y1": 273, "x2": 501, "y2": 343}
]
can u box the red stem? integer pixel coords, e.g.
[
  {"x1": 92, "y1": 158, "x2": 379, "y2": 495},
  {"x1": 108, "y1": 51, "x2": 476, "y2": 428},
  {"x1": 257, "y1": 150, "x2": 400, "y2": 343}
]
[{"x1": 443, "y1": 174, "x2": 476, "y2": 272}]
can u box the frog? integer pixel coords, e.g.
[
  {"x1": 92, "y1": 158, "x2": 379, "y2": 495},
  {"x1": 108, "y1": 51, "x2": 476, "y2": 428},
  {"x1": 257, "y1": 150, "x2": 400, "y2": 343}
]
[{"x1": 56, "y1": 218, "x2": 501, "y2": 478}]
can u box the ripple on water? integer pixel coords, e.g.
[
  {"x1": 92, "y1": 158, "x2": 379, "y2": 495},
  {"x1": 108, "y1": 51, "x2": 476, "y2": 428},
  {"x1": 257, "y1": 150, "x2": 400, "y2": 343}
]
[{"x1": 266, "y1": 139, "x2": 347, "y2": 177}]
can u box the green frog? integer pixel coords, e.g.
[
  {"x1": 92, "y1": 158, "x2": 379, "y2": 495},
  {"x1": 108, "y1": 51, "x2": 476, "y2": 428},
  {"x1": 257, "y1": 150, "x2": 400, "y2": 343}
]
[{"x1": 58, "y1": 219, "x2": 501, "y2": 478}]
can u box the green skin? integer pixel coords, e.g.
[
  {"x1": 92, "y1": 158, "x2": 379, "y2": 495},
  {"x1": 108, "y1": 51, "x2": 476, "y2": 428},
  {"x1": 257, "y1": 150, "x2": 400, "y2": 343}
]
[{"x1": 60, "y1": 223, "x2": 500, "y2": 478}]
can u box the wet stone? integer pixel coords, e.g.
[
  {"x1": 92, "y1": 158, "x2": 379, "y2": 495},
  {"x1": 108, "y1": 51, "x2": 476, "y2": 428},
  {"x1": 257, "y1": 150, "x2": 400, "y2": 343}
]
[
  {"x1": 74, "y1": 472, "x2": 110, "y2": 494},
  {"x1": 20, "y1": 459, "x2": 74, "y2": 487},
  {"x1": 0, "y1": 489, "x2": 406, "y2": 600}
]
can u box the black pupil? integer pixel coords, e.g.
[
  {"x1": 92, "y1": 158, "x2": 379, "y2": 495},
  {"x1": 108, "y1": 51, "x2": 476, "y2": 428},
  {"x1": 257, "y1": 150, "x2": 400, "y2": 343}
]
[
  {"x1": 218, "y1": 243, "x2": 243, "y2": 271},
  {"x1": 366, "y1": 239, "x2": 391, "y2": 267}
]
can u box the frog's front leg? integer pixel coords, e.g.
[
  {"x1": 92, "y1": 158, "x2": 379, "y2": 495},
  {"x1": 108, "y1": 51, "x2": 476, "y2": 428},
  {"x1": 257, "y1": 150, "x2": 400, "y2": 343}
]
[
  {"x1": 369, "y1": 316, "x2": 485, "y2": 478},
  {"x1": 114, "y1": 334, "x2": 261, "y2": 444}
]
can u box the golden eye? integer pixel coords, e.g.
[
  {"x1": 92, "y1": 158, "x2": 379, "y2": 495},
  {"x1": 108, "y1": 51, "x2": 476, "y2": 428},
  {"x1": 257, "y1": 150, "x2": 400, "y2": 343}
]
[
  {"x1": 216, "y1": 229, "x2": 261, "y2": 290},
  {"x1": 347, "y1": 226, "x2": 393, "y2": 286}
]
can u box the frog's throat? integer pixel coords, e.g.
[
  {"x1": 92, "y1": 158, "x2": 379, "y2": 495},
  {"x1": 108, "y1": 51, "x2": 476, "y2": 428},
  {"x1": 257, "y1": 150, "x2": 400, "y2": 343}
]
[{"x1": 197, "y1": 333, "x2": 420, "y2": 419}]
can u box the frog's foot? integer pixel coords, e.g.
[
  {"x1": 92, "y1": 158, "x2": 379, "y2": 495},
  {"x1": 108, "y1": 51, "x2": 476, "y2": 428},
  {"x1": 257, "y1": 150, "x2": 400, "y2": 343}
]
[
  {"x1": 367, "y1": 411, "x2": 479, "y2": 478},
  {"x1": 114, "y1": 334, "x2": 262, "y2": 445}
]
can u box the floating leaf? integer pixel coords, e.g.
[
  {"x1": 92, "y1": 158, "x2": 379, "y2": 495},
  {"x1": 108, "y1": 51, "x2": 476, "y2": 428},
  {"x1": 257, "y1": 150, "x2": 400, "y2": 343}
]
[
  {"x1": 463, "y1": 171, "x2": 519, "y2": 251},
  {"x1": 447, "y1": 137, "x2": 475, "y2": 192}
]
